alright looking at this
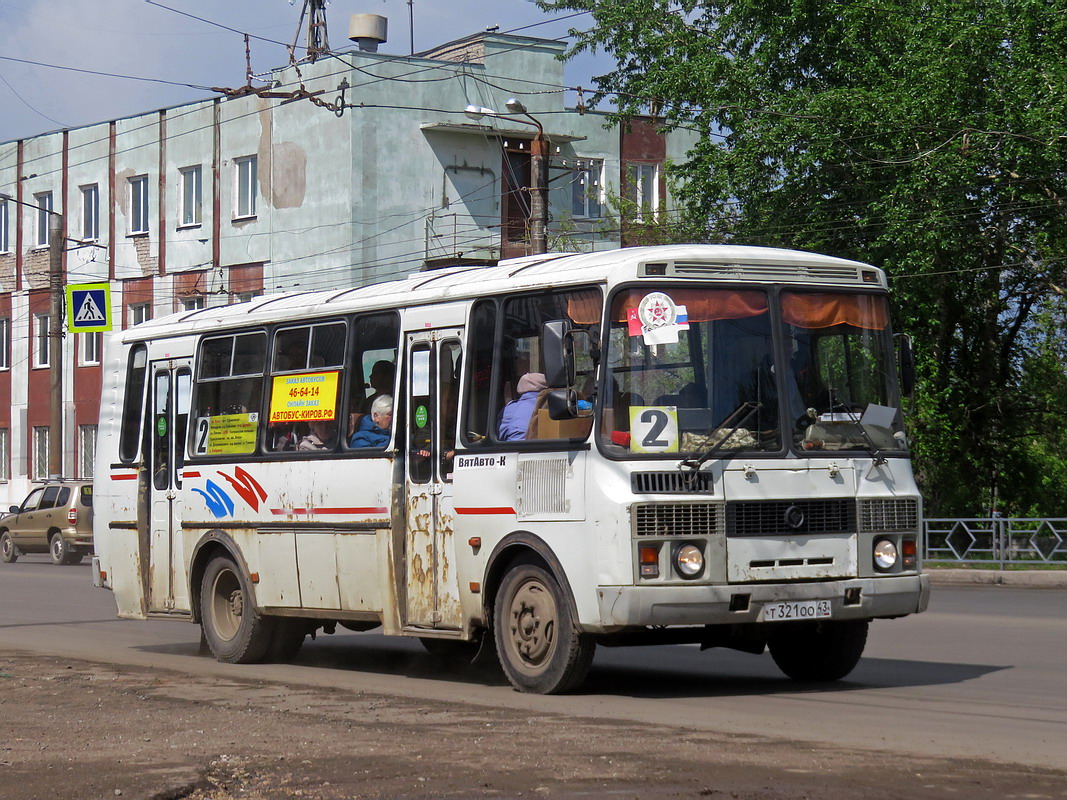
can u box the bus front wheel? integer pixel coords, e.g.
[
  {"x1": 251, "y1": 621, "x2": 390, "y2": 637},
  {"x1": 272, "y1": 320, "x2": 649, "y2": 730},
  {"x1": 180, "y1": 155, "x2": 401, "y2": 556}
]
[
  {"x1": 200, "y1": 555, "x2": 274, "y2": 664},
  {"x1": 493, "y1": 563, "x2": 594, "y2": 694},
  {"x1": 768, "y1": 619, "x2": 868, "y2": 682}
]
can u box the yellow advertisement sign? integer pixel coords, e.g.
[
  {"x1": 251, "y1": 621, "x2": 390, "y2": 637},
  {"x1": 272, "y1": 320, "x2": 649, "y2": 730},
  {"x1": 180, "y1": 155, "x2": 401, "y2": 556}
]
[
  {"x1": 206, "y1": 413, "x2": 259, "y2": 455},
  {"x1": 269, "y1": 371, "x2": 339, "y2": 422}
]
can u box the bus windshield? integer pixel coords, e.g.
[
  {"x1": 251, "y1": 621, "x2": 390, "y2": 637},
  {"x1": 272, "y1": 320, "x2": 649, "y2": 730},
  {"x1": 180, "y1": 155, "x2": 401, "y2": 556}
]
[
  {"x1": 600, "y1": 287, "x2": 781, "y2": 455},
  {"x1": 783, "y1": 291, "x2": 906, "y2": 454},
  {"x1": 599, "y1": 286, "x2": 906, "y2": 457}
]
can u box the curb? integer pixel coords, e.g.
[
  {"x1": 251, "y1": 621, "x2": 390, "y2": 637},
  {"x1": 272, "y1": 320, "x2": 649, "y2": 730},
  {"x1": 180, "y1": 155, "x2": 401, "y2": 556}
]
[{"x1": 927, "y1": 568, "x2": 1067, "y2": 589}]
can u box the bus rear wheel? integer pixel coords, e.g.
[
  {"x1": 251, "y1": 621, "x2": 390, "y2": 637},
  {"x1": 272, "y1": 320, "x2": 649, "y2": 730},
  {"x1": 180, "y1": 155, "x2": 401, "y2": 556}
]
[
  {"x1": 493, "y1": 563, "x2": 594, "y2": 694},
  {"x1": 768, "y1": 619, "x2": 869, "y2": 682},
  {"x1": 200, "y1": 555, "x2": 274, "y2": 664}
]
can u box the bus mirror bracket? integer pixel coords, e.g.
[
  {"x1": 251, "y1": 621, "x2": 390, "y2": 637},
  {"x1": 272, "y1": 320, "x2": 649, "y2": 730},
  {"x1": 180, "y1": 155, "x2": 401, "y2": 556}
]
[
  {"x1": 895, "y1": 333, "x2": 915, "y2": 398},
  {"x1": 543, "y1": 319, "x2": 575, "y2": 388}
]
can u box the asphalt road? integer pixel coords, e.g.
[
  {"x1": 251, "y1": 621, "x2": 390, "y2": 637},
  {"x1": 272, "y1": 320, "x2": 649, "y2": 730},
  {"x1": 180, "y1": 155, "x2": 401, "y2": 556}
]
[{"x1": 1, "y1": 555, "x2": 1065, "y2": 772}]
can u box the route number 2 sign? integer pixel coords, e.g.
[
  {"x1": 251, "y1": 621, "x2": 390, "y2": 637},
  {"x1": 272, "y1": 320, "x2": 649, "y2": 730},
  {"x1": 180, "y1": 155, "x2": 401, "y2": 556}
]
[{"x1": 628, "y1": 406, "x2": 679, "y2": 453}]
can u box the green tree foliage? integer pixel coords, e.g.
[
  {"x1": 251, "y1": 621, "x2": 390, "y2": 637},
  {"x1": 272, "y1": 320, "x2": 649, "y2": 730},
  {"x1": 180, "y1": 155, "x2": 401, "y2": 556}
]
[{"x1": 541, "y1": 0, "x2": 1067, "y2": 514}]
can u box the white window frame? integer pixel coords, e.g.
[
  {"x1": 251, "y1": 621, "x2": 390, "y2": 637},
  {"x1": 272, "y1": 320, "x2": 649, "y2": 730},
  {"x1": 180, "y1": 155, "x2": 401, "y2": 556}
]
[
  {"x1": 35, "y1": 191, "x2": 53, "y2": 248},
  {"x1": 0, "y1": 199, "x2": 9, "y2": 253},
  {"x1": 128, "y1": 175, "x2": 149, "y2": 235},
  {"x1": 179, "y1": 165, "x2": 203, "y2": 227},
  {"x1": 33, "y1": 313, "x2": 50, "y2": 368},
  {"x1": 130, "y1": 302, "x2": 151, "y2": 326},
  {"x1": 79, "y1": 424, "x2": 97, "y2": 479},
  {"x1": 0, "y1": 318, "x2": 9, "y2": 370},
  {"x1": 571, "y1": 159, "x2": 604, "y2": 219},
  {"x1": 234, "y1": 155, "x2": 258, "y2": 219},
  {"x1": 81, "y1": 331, "x2": 102, "y2": 366},
  {"x1": 234, "y1": 290, "x2": 259, "y2": 303},
  {"x1": 81, "y1": 184, "x2": 100, "y2": 241},
  {"x1": 0, "y1": 428, "x2": 9, "y2": 482},
  {"x1": 32, "y1": 426, "x2": 49, "y2": 482},
  {"x1": 625, "y1": 162, "x2": 660, "y2": 223},
  {"x1": 183, "y1": 296, "x2": 205, "y2": 311}
]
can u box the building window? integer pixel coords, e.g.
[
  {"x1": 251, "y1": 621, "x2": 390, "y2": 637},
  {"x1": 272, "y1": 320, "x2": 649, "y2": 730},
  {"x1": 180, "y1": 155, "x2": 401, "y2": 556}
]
[
  {"x1": 34, "y1": 313, "x2": 50, "y2": 368},
  {"x1": 0, "y1": 428, "x2": 8, "y2": 481},
  {"x1": 79, "y1": 425, "x2": 97, "y2": 479},
  {"x1": 82, "y1": 331, "x2": 102, "y2": 365},
  {"x1": 183, "y1": 296, "x2": 205, "y2": 311},
  {"x1": 0, "y1": 318, "x2": 9, "y2": 369},
  {"x1": 32, "y1": 427, "x2": 49, "y2": 481},
  {"x1": 625, "y1": 162, "x2": 659, "y2": 222},
  {"x1": 128, "y1": 175, "x2": 149, "y2": 234},
  {"x1": 234, "y1": 156, "x2": 258, "y2": 219},
  {"x1": 234, "y1": 290, "x2": 260, "y2": 303},
  {"x1": 0, "y1": 199, "x2": 8, "y2": 253},
  {"x1": 130, "y1": 302, "x2": 151, "y2": 326},
  {"x1": 81, "y1": 184, "x2": 100, "y2": 241},
  {"x1": 179, "y1": 165, "x2": 202, "y2": 227},
  {"x1": 35, "y1": 191, "x2": 53, "y2": 248},
  {"x1": 571, "y1": 159, "x2": 604, "y2": 219}
]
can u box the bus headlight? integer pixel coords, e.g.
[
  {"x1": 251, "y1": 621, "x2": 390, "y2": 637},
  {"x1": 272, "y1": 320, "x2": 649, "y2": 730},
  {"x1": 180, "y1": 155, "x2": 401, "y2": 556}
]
[
  {"x1": 873, "y1": 538, "x2": 898, "y2": 571},
  {"x1": 673, "y1": 543, "x2": 704, "y2": 579}
]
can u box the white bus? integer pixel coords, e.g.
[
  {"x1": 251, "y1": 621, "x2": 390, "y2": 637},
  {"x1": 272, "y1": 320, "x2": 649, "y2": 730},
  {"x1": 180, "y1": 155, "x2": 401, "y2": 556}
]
[{"x1": 93, "y1": 244, "x2": 929, "y2": 694}]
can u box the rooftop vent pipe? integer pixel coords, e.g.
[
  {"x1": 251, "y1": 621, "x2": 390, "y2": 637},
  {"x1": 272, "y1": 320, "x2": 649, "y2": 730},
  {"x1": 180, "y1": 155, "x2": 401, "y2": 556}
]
[{"x1": 348, "y1": 14, "x2": 388, "y2": 52}]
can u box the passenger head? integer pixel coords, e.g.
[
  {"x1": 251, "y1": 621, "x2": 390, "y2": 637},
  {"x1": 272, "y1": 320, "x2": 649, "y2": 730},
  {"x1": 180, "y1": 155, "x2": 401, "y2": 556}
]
[
  {"x1": 369, "y1": 360, "x2": 395, "y2": 393},
  {"x1": 516, "y1": 372, "x2": 548, "y2": 395},
  {"x1": 371, "y1": 394, "x2": 393, "y2": 429}
]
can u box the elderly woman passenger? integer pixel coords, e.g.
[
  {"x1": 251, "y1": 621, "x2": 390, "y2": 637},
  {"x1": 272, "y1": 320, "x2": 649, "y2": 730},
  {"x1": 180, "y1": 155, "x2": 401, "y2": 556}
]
[{"x1": 349, "y1": 394, "x2": 393, "y2": 448}]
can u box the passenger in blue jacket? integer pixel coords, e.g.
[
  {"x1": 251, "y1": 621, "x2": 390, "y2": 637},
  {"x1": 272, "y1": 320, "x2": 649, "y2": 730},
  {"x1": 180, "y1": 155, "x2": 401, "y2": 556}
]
[
  {"x1": 498, "y1": 372, "x2": 548, "y2": 441},
  {"x1": 350, "y1": 394, "x2": 392, "y2": 448}
]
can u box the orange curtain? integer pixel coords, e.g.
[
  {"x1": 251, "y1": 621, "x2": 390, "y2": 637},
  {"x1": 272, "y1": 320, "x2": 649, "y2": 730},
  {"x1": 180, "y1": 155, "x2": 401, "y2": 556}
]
[
  {"x1": 781, "y1": 292, "x2": 888, "y2": 330},
  {"x1": 567, "y1": 290, "x2": 604, "y2": 325},
  {"x1": 612, "y1": 288, "x2": 768, "y2": 323}
]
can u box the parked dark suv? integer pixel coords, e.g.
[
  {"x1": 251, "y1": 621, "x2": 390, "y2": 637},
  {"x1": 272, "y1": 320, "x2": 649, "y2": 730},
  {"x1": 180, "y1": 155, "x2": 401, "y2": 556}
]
[{"x1": 0, "y1": 482, "x2": 94, "y2": 565}]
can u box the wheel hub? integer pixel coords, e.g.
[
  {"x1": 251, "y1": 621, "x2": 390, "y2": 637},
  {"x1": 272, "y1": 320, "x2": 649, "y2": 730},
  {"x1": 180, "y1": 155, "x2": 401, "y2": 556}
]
[
  {"x1": 228, "y1": 589, "x2": 244, "y2": 619},
  {"x1": 509, "y1": 583, "x2": 555, "y2": 666}
]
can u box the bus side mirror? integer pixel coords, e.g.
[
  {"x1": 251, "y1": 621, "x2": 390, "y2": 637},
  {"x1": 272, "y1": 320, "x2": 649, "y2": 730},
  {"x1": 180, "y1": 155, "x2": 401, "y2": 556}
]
[
  {"x1": 547, "y1": 388, "x2": 578, "y2": 420},
  {"x1": 895, "y1": 333, "x2": 915, "y2": 398},
  {"x1": 542, "y1": 320, "x2": 575, "y2": 389}
]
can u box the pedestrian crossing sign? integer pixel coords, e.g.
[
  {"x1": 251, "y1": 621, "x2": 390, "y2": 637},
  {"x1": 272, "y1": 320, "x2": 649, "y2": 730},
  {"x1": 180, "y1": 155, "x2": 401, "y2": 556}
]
[{"x1": 66, "y1": 282, "x2": 112, "y2": 333}]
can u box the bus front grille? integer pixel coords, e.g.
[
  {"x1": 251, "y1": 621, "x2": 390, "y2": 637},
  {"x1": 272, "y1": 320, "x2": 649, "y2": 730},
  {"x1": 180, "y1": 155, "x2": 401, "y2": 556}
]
[
  {"x1": 859, "y1": 498, "x2": 919, "y2": 531},
  {"x1": 633, "y1": 503, "x2": 723, "y2": 537},
  {"x1": 631, "y1": 471, "x2": 712, "y2": 494},
  {"x1": 726, "y1": 499, "x2": 855, "y2": 537}
]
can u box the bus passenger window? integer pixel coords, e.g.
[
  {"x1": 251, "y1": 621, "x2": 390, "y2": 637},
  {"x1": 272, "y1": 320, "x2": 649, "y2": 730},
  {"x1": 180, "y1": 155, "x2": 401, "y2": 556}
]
[
  {"x1": 346, "y1": 313, "x2": 399, "y2": 446},
  {"x1": 191, "y1": 331, "x2": 266, "y2": 456},
  {"x1": 267, "y1": 321, "x2": 347, "y2": 453}
]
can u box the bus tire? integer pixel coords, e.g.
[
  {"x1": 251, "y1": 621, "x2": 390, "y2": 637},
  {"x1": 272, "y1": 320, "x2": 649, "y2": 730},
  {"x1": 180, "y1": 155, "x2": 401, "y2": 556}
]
[
  {"x1": 200, "y1": 554, "x2": 274, "y2": 664},
  {"x1": 0, "y1": 531, "x2": 17, "y2": 563},
  {"x1": 493, "y1": 562, "x2": 594, "y2": 694},
  {"x1": 768, "y1": 619, "x2": 868, "y2": 682}
]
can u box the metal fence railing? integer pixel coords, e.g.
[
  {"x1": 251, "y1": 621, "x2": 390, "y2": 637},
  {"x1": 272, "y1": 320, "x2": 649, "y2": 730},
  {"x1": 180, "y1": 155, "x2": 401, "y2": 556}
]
[{"x1": 924, "y1": 517, "x2": 1067, "y2": 568}]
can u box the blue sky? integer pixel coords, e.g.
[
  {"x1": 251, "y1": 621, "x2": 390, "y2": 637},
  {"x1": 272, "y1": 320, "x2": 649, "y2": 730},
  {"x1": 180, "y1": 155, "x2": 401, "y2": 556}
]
[{"x1": 0, "y1": 0, "x2": 602, "y2": 142}]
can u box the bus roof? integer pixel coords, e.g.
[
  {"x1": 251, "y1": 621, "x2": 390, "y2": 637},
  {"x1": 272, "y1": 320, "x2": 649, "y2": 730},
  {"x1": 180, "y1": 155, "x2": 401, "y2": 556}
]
[{"x1": 124, "y1": 244, "x2": 882, "y2": 340}]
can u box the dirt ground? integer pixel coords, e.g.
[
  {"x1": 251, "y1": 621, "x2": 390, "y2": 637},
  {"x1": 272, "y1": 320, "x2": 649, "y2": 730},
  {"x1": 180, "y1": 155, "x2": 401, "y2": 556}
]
[{"x1": 0, "y1": 649, "x2": 1063, "y2": 800}]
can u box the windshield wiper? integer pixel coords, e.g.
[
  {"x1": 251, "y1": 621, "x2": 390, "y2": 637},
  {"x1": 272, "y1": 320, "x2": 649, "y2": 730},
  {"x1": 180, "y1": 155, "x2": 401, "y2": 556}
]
[
  {"x1": 679, "y1": 400, "x2": 762, "y2": 476},
  {"x1": 826, "y1": 389, "x2": 886, "y2": 466}
]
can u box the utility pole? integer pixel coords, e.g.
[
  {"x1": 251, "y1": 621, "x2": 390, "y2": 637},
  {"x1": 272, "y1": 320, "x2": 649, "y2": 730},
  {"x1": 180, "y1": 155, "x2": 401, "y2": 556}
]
[
  {"x1": 48, "y1": 212, "x2": 64, "y2": 479},
  {"x1": 463, "y1": 99, "x2": 548, "y2": 255},
  {"x1": 528, "y1": 133, "x2": 548, "y2": 255}
]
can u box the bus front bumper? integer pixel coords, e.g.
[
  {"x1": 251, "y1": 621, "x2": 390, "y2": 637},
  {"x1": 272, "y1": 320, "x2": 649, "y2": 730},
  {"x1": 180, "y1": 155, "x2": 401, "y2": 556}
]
[{"x1": 595, "y1": 574, "x2": 930, "y2": 630}]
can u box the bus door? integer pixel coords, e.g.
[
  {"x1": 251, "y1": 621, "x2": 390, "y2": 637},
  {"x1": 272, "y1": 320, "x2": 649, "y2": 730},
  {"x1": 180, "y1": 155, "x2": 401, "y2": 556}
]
[
  {"x1": 403, "y1": 330, "x2": 463, "y2": 630},
  {"x1": 146, "y1": 360, "x2": 192, "y2": 613}
]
